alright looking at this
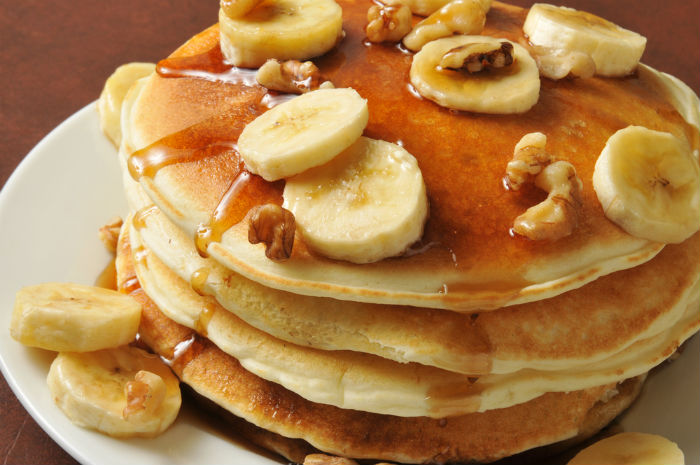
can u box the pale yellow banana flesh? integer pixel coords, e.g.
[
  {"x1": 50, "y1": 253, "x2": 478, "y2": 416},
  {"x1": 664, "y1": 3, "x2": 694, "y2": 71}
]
[
  {"x1": 593, "y1": 126, "x2": 700, "y2": 244},
  {"x1": 11, "y1": 282, "x2": 141, "y2": 352},
  {"x1": 218, "y1": 0, "x2": 343, "y2": 68},
  {"x1": 410, "y1": 36, "x2": 540, "y2": 114},
  {"x1": 47, "y1": 347, "x2": 181, "y2": 438},
  {"x1": 567, "y1": 432, "x2": 685, "y2": 465},
  {"x1": 283, "y1": 136, "x2": 428, "y2": 264},
  {"x1": 238, "y1": 88, "x2": 369, "y2": 181},
  {"x1": 97, "y1": 62, "x2": 155, "y2": 148},
  {"x1": 523, "y1": 3, "x2": 646, "y2": 77}
]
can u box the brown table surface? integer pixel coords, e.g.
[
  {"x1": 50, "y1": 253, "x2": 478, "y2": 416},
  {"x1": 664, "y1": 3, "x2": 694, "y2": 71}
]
[{"x1": 1, "y1": 1, "x2": 698, "y2": 464}]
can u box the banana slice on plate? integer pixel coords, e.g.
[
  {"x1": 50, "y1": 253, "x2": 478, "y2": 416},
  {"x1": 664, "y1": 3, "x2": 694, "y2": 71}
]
[
  {"x1": 10, "y1": 282, "x2": 141, "y2": 352},
  {"x1": 218, "y1": 0, "x2": 343, "y2": 68},
  {"x1": 47, "y1": 347, "x2": 181, "y2": 438},
  {"x1": 523, "y1": 3, "x2": 646, "y2": 77},
  {"x1": 238, "y1": 87, "x2": 369, "y2": 181},
  {"x1": 593, "y1": 126, "x2": 700, "y2": 244},
  {"x1": 567, "y1": 432, "x2": 685, "y2": 465},
  {"x1": 410, "y1": 36, "x2": 540, "y2": 114},
  {"x1": 283, "y1": 136, "x2": 428, "y2": 264},
  {"x1": 97, "y1": 62, "x2": 155, "y2": 148}
]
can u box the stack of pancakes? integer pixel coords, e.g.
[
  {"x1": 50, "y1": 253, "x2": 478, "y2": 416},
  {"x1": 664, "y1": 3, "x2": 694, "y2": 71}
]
[{"x1": 105, "y1": 1, "x2": 700, "y2": 463}]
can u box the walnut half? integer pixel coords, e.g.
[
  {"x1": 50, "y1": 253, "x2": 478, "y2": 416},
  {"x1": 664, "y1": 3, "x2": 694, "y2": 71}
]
[
  {"x1": 248, "y1": 204, "x2": 296, "y2": 260},
  {"x1": 366, "y1": 3, "x2": 412, "y2": 43},
  {"x1": 512, "y1": 161, "x2": 583, "y2": 241},
  {"x1": 123, "y1": 370, "x2": 166, "y2": 419},
  {"x1": 440, "y1": 40, "x2": 514, "y2": 73},
  {"x1": 402, "y1": 0, "x2": 489, "y2": 52},
  {"x1": 505, "y1": 132, "x2": 552, "y2": 190},
  {"x1": 256, "y1": 59, "x2": 322, "y2": 94}
]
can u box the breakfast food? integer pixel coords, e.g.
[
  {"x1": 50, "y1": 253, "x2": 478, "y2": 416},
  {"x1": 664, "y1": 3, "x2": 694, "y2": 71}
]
[
  {"x1": 103, "y1": 0, "x2": 700, "y2": 461},
  {"x1": 9, "y1": 0, "x2": 698, "y2": 462}
]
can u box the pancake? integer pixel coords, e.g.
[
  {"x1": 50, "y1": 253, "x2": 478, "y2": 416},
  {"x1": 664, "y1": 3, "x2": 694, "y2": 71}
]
[
  {"x1": 124, "y1": 171, "x2": 700, "y2": 376},
  {"x1": 98, "y1": 0, "x2": 700, "y2": 461},
  {"x1": 126, "y1": 214, "x2": 699, "y2": 417},
  {"x1": 115, "y1": 227, "x2": 647, "y2": 463},
  {"x1": 119, "y1": 1, "x2": 699, "y2": 311}
]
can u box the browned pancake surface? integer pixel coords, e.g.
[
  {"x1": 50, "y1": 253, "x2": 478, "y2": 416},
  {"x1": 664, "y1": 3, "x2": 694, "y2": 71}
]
[
  {"x1": 116, "y1": 226, "x2": 645, "y2": 464},
  {"x1": 127, "y1": 1, "x2": 694, "y2": 290}
]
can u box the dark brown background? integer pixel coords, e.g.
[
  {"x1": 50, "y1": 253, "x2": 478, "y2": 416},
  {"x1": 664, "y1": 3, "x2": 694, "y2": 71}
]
[{"x1": 1, "y1": 1, "x2": 698, "y2": 464}]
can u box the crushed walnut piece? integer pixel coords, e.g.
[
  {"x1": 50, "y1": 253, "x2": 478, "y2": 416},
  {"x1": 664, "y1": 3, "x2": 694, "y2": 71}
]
[
  {"x1": 98, "y1": 216, "x2": 123, "y2": 254},
  {"x1": 513, "y1": 161, "x2": 583, "y2": 241},
  {"x1": 303, "y1": 454, "x2": 359, "y2": 465},
  {"x1": 506, "y1": 132, "x2": 552, "y2": 190},
  {"x1": 403, "y1": 0, "x2": 488, "y2": 51},
  {"x1": 440, "y1": 40, "x2": 514, "y2": 73},
  {"x1": 248, "y1": 204, "x2": 296, "y2": 260},
  {"x1": 256, "y1": 59, "x2": 323, "y2": 94},
  {"x1": 123, "y1": 370, "x2": 166, "y2": 419},
  {"x1": 366, "y1": 3, "x2": 412, "y2": 43},
  {"x1": 530, "y1": 45, "x2": 596, "y2": 80}
]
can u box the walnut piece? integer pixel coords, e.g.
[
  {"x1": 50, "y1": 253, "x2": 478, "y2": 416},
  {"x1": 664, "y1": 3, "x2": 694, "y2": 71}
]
[
  {"x1": 403, "y1": 0, "x2": 489, "y2": 52},
  {"x1": 248, "y1": 204, "x2": 296, "y2": 260},
  {"x1": 256, "y1": 59, "x2": 322, "y2": 94},
  {"x1": 303, "y1": 454, "x2": 359, "y2": 465},
  {"x1": 366, "y1": 3, "x2": 412, "y2": 43},
  {"x1": 440, "y1": 40, "x2": 514, "y2": 73},
  {"x1": 531, "y1": 45, "x2": 596, "y2": 80},
  {"x1": 513, "y1": 161, "x2": 583, "y2": 241},
  {"x1": 123, "y1": 370, "x2": 166, "y2": 418},
  {"x1": 98, "y1": 216, "x2": 123, "y2": 254},
  {"x1": 506, "y1": 132, "x2": 552, "y2": 190}
]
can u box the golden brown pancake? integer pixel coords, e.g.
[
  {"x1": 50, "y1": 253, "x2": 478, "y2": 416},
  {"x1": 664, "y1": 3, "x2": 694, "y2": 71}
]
[
  {"x1": 115, "y1": 226, "x2": 646, "y2": 463},
  {"x1": 128, "y1": 182, "x2": 700, "y2": 377},
  {"x1": 126, "y1": 211, "x2": 699, "y2": 417},
  {"x1": 120, "y1": 1, "x2": 697, "y2": 311}
]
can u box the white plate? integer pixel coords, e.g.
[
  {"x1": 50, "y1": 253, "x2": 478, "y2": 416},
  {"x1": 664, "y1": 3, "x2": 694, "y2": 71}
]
[{"x1": 0, "y1": 104, "x2": 698, "y2": 465}]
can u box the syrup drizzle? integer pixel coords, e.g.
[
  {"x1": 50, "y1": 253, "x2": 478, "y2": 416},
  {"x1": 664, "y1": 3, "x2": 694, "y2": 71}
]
[
  {"x1": 156, "y1": 44, "x2": 258, "y2": 86},
  {"x1": 194, "y1": 169, "x2": 283, "y2": 257}
]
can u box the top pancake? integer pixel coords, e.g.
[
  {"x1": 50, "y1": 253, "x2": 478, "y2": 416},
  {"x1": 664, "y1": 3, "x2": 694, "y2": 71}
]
[{"x1": 122, "y1": 0, "x2": 698, "y2": 310}]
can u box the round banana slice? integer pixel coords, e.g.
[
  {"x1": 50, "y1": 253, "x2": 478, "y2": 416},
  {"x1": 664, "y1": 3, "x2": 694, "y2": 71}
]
[
  {"x1": 567, "y1": 432, "x2": 685, "y2": 465},
  {"x1": 218, "y1": 0, "x2": 343, "y2": 68},
  {"x1": 47, "y1": 347, "x2": 181, "y2": 438},
  {"x1": 283, "y1": 137, "x2": 428, "y2": 264},
  {"x1": 238, "y1": 87, "x2": 369, "y2": 181},
  {"x1": 97, "y1": 62, "x2": 155, "y2": 148},
  {"x1": 523, "y1": 3, "x2": 647, "y2": 77},
  {"x1": 593, "y1": 126, "x2": 700, "y2": 244},
  {"x1": 409, "y1": 36, "x2": 540, "y2": 114},
  {"x1": 10, "y1": 282, "x2": 141, "y2": 352}
]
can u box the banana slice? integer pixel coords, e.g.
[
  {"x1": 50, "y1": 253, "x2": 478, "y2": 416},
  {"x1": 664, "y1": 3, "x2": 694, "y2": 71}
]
[
  {"x1": 593, "y1": 126, "x2": 700, "y2": 244},
  {"x1": 283, "y1": 136, "x2": 428, "y2": 264},
  {"x1": 410, "y1": 36, "x2": 540, "y2": 114},
  {"x1": 218, "y1": 0, "x2": 343, "y2": 68},
  {"x1": 238, "y1": 87, "x2": 369, "y2": 181},
  {"x1": 11, "y1": 283, "x2": 141, "y2": 352},
  {"x1": 47, "y1": 347, "x2": 181, "y2": 438},
  {"x1": 568, "y1": 432, "x2": 685, "y2": 465},
  {"x1": 523, "y1": 3, "x2": 646, "y2": 77},
  {"x1": 97, "y1": 62, "x2": 155, "y2": 148}
]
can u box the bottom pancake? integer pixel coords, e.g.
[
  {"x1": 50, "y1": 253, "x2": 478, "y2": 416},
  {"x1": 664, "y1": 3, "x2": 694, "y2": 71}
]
[{"x1": 116, "y1": 225, "x2": 646, "y2": 464}]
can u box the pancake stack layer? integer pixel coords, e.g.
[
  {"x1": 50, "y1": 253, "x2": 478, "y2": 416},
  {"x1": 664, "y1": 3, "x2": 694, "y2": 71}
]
[{"x1": 101, "y1": 0, "x2": 700, "y2": 462}]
